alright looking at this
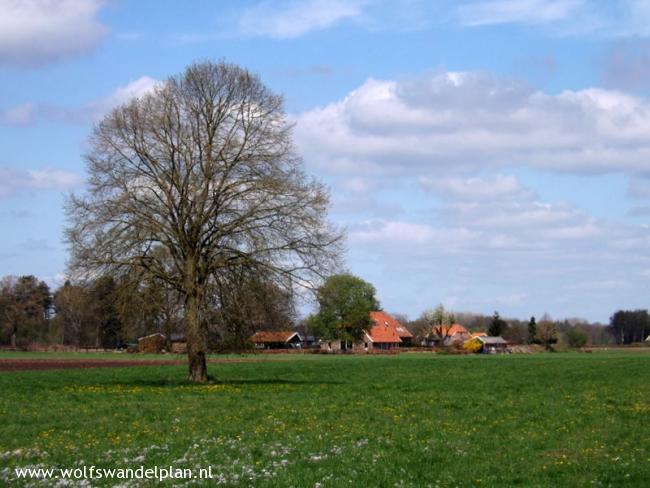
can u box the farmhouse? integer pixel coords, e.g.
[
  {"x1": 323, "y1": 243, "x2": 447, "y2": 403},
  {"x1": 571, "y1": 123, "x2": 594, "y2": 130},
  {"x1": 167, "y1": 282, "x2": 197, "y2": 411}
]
[
  {"x1": 251, "y1": 331, "x2": 302, "y2": 349},
  {"x1": 370, "y1": 311, "x2": 414, "y2": 346},
  {"x1": 319, "y1": 311, "x2": 412, "y2": 352},
  {"x1": 358, "y1": 311, "x2": 413, "y2": 350}
]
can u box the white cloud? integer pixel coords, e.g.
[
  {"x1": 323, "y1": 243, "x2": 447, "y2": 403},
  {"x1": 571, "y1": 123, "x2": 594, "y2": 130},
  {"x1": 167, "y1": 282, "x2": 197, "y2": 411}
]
[
  {"x1": 458, "y1": 0, "x2": 582, "y2": 27},
  {"x1": 28, "y1": 168, "x2": 84, "y2": 190},
  {"x1": 0, "y1": 0, "x2": 108, "y2": 67},
  {"x1": 233, "y1": 0, "x2": 365, "y2": 39},
  {"x1": 84, "y1": 76, "x2": 159, "y2": 121},
  {"x1": 295, "y1": 71, "x2": 650, "y2": 177},
  {"x1": 0, "y1": 76, "x2": 159, "y2": 126},
  {"x1": 0, "y1": 167, "x2": 82, "y2": 199},
  {"x1": 457, "y1": 0, "x2": 650, "y2": 38},
  {"x1": 0, "y1": 103, "x2": 36, "y2": 126},
  {"x1": 420, "y1": 174, "x2": 535, "y2": 201}
]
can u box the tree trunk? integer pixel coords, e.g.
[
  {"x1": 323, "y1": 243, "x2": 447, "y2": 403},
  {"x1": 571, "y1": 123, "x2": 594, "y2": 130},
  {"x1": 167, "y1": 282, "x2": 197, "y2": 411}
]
[
  {"x1": 10, "y1": 326, "x2": 16, "y2": 349},
  {"x1": 185, "y1": 288, "x2": 209, "y2": 383}
]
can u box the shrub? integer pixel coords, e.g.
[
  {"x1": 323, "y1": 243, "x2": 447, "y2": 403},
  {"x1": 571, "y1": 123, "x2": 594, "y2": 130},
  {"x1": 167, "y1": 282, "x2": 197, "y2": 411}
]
[
  {"x1": 464, "y1": 337, "x2": 483, "y2": 353},
  {"x1": 566, "y1": 327, "x2": 588, "y2": 349}
]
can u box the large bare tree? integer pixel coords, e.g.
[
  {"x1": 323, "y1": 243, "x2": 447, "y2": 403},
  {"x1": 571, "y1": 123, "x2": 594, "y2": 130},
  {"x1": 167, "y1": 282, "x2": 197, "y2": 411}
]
[{"x1": 66, "y1": 61, "x2": 342, "y2": 382}]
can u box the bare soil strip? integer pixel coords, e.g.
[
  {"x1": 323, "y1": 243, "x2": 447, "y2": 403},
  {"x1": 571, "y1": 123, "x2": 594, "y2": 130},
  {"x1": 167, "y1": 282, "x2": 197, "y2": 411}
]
[{"x1": 0, "y1": 357, "x2": 274, "y2": 372}]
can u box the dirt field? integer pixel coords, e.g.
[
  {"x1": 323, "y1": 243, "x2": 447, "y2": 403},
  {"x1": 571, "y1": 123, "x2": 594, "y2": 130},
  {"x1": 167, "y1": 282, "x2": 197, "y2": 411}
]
[{"x1": 0, "y1": 357, "x2": 276, "y2": 372}]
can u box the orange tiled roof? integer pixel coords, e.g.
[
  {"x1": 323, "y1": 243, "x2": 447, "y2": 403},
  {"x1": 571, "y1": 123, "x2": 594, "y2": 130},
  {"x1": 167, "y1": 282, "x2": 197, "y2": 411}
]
[
  {"x1": 432, "y1": 324, "x2": 469, "y2": 337},
  {"x1": 251, "y1": 331, "x2": 299, "y2": 343},
  {"x1": 367, "y1": 323, "x2": 402, "y2": 343},
  {"x1": 471, "y1": 332, "x2": 487, "y2": 338},
  {"x1": 370, "y1": 311, "x2": 413, "y2": 339}
]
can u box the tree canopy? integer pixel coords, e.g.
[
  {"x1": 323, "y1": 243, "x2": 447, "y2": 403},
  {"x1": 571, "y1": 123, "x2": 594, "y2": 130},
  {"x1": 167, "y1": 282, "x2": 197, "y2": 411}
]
[{"x1": 308, "y1": 274, "x2": 379, "y2": 343}]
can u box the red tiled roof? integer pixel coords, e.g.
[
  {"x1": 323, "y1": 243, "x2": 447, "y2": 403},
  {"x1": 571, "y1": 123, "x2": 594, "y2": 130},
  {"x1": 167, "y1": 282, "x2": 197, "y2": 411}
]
[
  {"x1": 251, "y1": 331, "x2": 300, "y2": 343},
  {"x1": 370, "y1": 311, "x2": 413, "y2": 339},
  {"x1": 432, "y1": 324, "x2": 469, "y2": 337},
  {"x1": 367, "y1": 323, "x2": 402, "y2": 344}
]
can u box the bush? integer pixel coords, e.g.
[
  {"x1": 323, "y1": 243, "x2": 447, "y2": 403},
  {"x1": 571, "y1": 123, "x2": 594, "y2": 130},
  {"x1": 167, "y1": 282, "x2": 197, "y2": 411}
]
[
  {"x1": 463, "y1": 337, "x2": 483, "y2": 353},
  {"x1": 566, "y1": 327, "x2": 588, "y2": 349}
]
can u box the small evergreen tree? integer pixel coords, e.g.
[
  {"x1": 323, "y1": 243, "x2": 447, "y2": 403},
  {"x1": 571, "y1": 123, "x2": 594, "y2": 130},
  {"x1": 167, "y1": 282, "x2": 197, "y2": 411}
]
[
  {"x1": 488, "y1": 311, "x2": 507, "y2": 337},
  {"x1": 527, "y1": 316, "x2": 537, "y2": 344}
]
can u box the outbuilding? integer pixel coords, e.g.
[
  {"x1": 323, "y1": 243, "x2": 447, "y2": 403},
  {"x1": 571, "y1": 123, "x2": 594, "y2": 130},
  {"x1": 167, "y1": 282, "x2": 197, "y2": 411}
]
[
  {"x1": 137, "y1": 333, "x2": 167, "y2": 353},
  {"x1": 251, "y1": 331, "x2": 302, "y2": 349},
  {"x1": 477, "y1": 336, "x2": 509, "y2": 354}
]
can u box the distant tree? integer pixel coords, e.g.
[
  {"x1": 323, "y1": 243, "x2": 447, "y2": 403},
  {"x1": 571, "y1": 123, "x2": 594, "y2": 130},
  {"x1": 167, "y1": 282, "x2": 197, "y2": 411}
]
[
  {"x1": 501, "y1": 320, "x2": 527, "y2": 344},
  {"x1": 565, "y1": 327, "x2": 588, "y2": 349},
  {"x1": 422, "y1": 304, "x2": 456, "y2": 343},
  {"x1": 52, "y1": 281, "x2": 91, "y2": 346},
  {"x1": 0, "y1": 276, "x2": 51, "y2": 347},
  {"x1": 211, "y1": 267, "x2": 297, "y2": 349},
  {"x1": 488, "y1": 311, "x2": 507, "y2": 337},
  {"x1": 608, "y1": 310, "x2": 650, "y2": 345},
  {"x1": 536, "y1": 313, "x2": 558, "y2": 350},
  {"x1": 87, "y1": 276, "x2": 122, "y2": 348},
  {"x1": 113, "y1": 273, "x2": 182, "y2": 342},
  {"x1": 527, "y1": 316, "x2": 537, "y2": 344},
  {"x1": 308, "y1": 274, "x2": 379, "y2": 346}
]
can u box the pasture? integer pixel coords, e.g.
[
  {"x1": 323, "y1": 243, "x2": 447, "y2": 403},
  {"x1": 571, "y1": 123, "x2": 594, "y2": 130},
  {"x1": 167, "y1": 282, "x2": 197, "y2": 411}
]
[{"x1": 0, "y1": 352, "x2": 649, "y2": 486}]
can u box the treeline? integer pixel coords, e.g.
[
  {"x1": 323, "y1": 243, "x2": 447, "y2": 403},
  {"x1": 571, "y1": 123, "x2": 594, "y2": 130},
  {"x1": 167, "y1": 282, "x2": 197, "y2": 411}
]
[
  {"x1": 0, "y1": 274, "x2": 295, "y2": 349},
  {"x1": 401, "y1": 305, "x2": 646, "y2": 347},
  {"x1": 1, "y1": 273, "x2": 648, "y2": 349}
]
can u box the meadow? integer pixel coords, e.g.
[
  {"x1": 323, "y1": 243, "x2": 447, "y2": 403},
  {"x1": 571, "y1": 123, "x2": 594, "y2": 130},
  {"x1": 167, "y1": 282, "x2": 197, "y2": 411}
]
[{"x1": 0, "y1": 352, "x2": 649, "y2": 487}]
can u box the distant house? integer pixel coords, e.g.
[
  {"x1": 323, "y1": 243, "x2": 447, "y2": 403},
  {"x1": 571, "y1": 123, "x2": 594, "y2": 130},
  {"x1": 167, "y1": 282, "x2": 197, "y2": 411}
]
[
  {"x1": 137, "y1": 333, "x2": 167, "y2": 353},
  {"x1": 370, "y1": 311, "x2": 414, "y2": 346},
  {"x1": 477, "y1": 336, "x2": 509, "y2": 354},
  {"x1": 471, "y1": 332, "x2": 487, "y2": 338},
  {"x1": 251, "y1": 331, "x2": 302, "y2": 349},
  {"x1": 424, "y1": 324, "x2": 471, "y2": 346},
  {"x1": 361, "y1": 318, "x2": 403, "y2": 350},
  {"x1": 319, "y1": 311, "x2": 411, "y2": 352}
]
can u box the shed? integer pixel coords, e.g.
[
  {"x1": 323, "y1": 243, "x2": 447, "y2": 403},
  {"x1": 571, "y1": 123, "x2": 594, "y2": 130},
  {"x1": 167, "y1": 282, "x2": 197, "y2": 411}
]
[
  {"x1": 137, "y1": 333, "x2": 167, "y2": 353},
  {"x1": 251, "y1": 331, "x2": 302, "y2": 349},
  {"x1": 169, "y1": 333, "x2": 187, "y2": 354},
  {"x1": 477, "y1": 336, "x2": 509, "y2": 354}
]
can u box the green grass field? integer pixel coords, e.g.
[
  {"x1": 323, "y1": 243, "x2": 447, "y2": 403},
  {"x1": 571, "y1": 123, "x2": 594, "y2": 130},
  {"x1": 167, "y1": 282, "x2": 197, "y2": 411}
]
[{"x1": 1, "y1": 352, "x2": 649, "y2": 487}]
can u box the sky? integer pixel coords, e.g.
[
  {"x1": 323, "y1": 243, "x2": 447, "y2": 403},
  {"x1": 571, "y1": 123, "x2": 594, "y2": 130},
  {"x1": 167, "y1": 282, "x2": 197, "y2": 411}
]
[{"x1": 1, "y1": 0, "x2": 650, "y2": 323}]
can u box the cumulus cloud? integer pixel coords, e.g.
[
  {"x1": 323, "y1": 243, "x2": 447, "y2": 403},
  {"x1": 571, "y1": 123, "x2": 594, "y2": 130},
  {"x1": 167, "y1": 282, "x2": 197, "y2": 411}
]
[
  {"x1": 232, "y1": 0, "x2": 365, "y2": 39},
  {"x1": 342, "y1": 168, "x2": 650, "y2": 320},
  {"x1": 458, "y1": 0, "x2": 583, "y2": 27},
  {"x1": 295, "y1": 71, "x2": 650, "y2": 177},
  {"x1": 0, "y1": 0, "x2": 108, "y2": 67},
  {"x1": 0, "y1": 167, "x2": 83, "y2": 199},
  {"x1": 420, "y1": 174, "x2": 535, "y2": 201},
  {"x1": 83, "y1": 76, "x2": 159, "y2": 120},
  {"x1": 0, "y1": 76, "x2": 158, "y2": 126}
]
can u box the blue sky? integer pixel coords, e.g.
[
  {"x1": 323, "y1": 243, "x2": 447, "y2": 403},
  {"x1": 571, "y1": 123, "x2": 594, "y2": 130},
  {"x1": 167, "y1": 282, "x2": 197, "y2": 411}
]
[{"x1": 1, "y1": 0, "x2": 650, "y2": 323}]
